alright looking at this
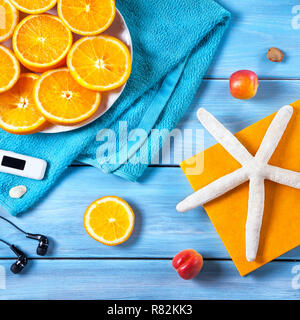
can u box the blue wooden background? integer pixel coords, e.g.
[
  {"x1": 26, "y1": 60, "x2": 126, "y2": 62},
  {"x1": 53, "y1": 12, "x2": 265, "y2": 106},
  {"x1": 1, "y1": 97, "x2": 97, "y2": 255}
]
[{"x1": 1, "y1": 0, "x2": 300, "y2": 299}]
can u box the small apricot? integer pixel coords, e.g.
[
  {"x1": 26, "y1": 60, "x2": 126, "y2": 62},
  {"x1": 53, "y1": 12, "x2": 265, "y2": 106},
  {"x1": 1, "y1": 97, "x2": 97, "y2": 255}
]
[{"x1": 229, "y1": 70, "x2": 259, "y2": 100}]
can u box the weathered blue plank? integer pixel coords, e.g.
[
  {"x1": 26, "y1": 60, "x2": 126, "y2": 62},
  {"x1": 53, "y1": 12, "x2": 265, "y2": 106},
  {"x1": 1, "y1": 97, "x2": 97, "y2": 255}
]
[
  {"x1": 0, "y1": 259, "x2": 299, "y2": 300},
  {"x1": 205, "y1": 0, "x2": 300, "y2": 78},
  {"x1": 1, "y1": 166, "x2": 300, "y2": 260}
]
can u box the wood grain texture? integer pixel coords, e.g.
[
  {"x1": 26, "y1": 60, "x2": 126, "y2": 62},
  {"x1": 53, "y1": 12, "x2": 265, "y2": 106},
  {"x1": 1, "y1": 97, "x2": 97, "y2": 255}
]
[
  {"x1": 1, "y1": 167, "x2": 300, "y2": 261},
  {"x1": 0, "y1": 259, "x2": 299, "y2": 300},
  {"x1": 206, "y1": 0, "x2": 300, "y2": 78},
  {"x1": 1, "y1": 1, "x2": 300, "y2": 300}
]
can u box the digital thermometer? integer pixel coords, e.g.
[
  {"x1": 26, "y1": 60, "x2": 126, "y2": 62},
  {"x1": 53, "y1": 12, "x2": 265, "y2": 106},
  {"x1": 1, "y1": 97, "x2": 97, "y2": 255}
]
[{"x1": 0, "y1": 150, "x2": 47, "y2": 180}]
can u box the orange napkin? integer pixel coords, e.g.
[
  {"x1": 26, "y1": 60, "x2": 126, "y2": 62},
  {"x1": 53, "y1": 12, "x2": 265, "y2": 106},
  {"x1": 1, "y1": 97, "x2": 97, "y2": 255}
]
[{"x1": 180, "y1": 100, "x2": 300, "y2": 276}]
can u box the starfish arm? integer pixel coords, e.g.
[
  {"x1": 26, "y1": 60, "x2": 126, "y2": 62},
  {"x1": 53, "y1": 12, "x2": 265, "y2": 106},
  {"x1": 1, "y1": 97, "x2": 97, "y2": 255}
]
[
  {"x1": 265, "y1": 165, "x2": 300, "y2": 189},
  {"x1": 246, "y1": 177, "x2": 265, "y2": 262},
  {"x1": 176, "y1": 167, "x2": 248, "y2": 213},
  {"x1": 255, "y1": 105, "x2": 293, "y2": 163},
  {"x1": 197, "y1": 108, "x2": 253, "y2": 165}
]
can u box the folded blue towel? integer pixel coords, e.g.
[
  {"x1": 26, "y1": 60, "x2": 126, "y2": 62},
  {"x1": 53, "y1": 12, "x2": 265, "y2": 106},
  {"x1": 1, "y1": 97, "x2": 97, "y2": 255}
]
[{"x1": 0, "y1": 0, "x2": 230, "y2": 215}]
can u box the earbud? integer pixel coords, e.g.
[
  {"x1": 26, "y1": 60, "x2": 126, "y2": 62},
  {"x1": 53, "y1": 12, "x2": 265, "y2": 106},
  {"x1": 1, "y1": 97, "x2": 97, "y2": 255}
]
[
  {"x1": 0, "y1": 216, "x2": 49, "y2": 275},
  {"x1": 26, "y1": 234, "x2": 49, "y2": 256},
  {"x1": 0, "y1": 216, "x2": 49, "y2": 258},
  {"x1": 9, "y1": 245, "x2": 28, "y2": 274}
]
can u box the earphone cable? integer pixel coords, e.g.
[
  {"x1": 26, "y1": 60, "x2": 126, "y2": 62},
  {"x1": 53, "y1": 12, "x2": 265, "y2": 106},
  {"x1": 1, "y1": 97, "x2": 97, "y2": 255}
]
[
  {"x1": 0, "y1": 216, "x2": 27, "y2": 235},
  {"x1": 0, "y1": 238, "x2": 11, "y2": 247}
]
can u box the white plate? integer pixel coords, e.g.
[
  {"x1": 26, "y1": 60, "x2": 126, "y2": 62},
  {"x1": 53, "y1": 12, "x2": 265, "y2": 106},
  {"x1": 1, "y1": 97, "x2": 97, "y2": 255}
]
[
  {"x1": 43, "y1": 9, "x2": 132, "y2": 133},
  {"x1": 3, "y1": 8, "x2": 132, "y2": 134}
]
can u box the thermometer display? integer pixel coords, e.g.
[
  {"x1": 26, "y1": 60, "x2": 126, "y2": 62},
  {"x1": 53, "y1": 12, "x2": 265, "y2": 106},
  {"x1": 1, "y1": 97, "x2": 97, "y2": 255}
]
[
  {"x1": 0, "y1": 150, "x2": 47, "y2": 180},
  {"x1": 1, "y1": 156, "x2": 26, "y2": 171}
]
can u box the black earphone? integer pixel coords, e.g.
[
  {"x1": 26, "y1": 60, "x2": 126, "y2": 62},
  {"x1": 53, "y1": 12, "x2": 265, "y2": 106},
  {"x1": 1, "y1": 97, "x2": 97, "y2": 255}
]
[
  {"x1": 26, "y1": 233, "x2": 49, "y2": 256},
  {"x1": 0, "y1": 239, "x2": 28, "y2": 274},
  {"x1": 0, "y1": 216, "x2": 49, "y2": 274}
]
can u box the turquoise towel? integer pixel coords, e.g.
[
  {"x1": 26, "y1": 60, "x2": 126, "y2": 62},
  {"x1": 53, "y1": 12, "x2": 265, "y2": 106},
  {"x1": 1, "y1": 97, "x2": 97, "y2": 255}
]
[{"x1": 0, "y1": 0, "x2": 230, "y2": 215}]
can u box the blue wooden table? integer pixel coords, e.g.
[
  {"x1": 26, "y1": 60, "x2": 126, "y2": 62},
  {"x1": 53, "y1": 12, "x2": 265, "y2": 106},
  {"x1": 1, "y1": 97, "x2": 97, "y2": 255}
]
[{"x1": 1, "y1": 0, "x2": 300, "y2": 300}]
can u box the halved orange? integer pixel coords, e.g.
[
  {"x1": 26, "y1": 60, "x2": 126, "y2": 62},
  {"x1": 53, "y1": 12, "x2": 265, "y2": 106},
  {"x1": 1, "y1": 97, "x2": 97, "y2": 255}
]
[
  {"x1": 67, "y1": 35, "x2": 132, "y2": 91},
  {"x1": 57, "y1": 0, "x2": 115, "y2": 36},
  {"x1": 8, "y1": 0, "x2": 57, "y2": 14},
  {"x1": 0, "y1": 0, "x2": 19, "y2": 42},
  {"x1": 13, "y1": 14, "x2": 73, "y2": 72},
  {"x1": 84, "y1": 196, "x2": 135, "y2": 246},
  {"x1": 0, "y1": 45, "x2": 20, "y2": 93},
  {"x1": 0, "y1": 73, "x2": 47, "y2": 134},
  {"x1": 34, "y1": 68, "x2": 101, "y2": 125}
]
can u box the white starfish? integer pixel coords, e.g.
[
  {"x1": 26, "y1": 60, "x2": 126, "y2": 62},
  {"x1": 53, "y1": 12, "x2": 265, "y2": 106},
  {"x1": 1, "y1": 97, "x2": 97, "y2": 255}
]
[{"x1": 177, "y1": 105, "x2": 300, "y2": 262}]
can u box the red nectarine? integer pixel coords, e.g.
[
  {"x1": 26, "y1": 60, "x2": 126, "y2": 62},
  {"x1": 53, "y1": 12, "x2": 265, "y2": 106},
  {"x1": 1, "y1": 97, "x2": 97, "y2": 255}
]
[
  {"x1": 229, "y1": 70, "x2": 259, "y2": 100},
  {"x1": 172, "y1": 249, "x2": 203, "y2": 280}
]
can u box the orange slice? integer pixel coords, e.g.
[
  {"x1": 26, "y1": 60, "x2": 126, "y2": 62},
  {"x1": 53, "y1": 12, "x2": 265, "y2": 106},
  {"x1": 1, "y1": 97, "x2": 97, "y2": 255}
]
[
  {"x1": 67, "y1": 35, "x2": 132, "y2": 91},
  {"x1": 84, "y1": 196, "x2": 135, "y2": 246},
  {"x1": 0, "y1": 73, "x2": 47, "y2": 134},
  {"x1": 0, "y1": 45, "x2": 20, "y2": 93},
  {"x1": 34, "y1": 68, "x2": 101, "y2": 125},
  {"x1": 13, "y1": 14, "x2": 73, "y2": 73},
  {"x1": 8, "y1": 0, "x2": 57, "y2": 14},
  {"x1": 0, "y1": 0, "x2": 19, "y2": 42},
  {"x1": 57, "y1": 0, "x2": 115, "y2": 36}
]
